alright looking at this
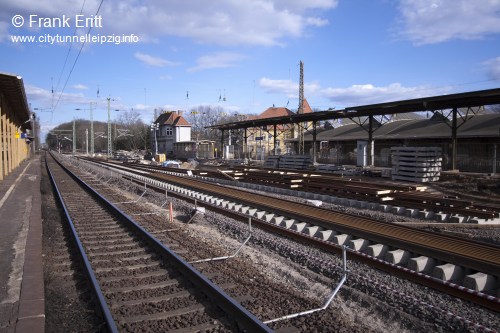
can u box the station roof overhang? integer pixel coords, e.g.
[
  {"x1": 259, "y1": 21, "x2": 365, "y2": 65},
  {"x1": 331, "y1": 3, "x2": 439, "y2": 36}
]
[
  {"x1": 0, "y1": 72, "x2": 31, "y2": 130},
  {"x1": 207, "y1": 88, "x2": 500, "y2": 131}
]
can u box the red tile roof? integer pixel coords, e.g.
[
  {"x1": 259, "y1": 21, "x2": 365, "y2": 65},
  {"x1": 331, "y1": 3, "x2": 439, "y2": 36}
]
[
  {"x1": 301, "y1": 98, "x2": 313, "y2": 114},
  {"x1": 155, "y1": 111, "x2": 191, "y2": 127},
  {"x1": 258, "y1": 106, "x2": 294, "y2": 119}
]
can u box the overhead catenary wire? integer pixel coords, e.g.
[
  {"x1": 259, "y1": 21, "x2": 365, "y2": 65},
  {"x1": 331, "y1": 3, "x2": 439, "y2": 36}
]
[
  {"x1": 53, "y1": 0, "x2": 104, "y2": 112},
  {"x1": 53, "y1": 0, "x2": 87, "y2": 106}
]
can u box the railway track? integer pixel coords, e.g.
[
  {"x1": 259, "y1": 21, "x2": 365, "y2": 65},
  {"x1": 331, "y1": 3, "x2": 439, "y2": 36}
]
[
  {"x1": 112, "y1": 161, "x2": 500, "y2": 220},
  {"x1": 79, "y1": 157, "x2": 500, "y2": 312},
  {"x1": 45, "y1": 153, "x2": 271, "y2": 332}
]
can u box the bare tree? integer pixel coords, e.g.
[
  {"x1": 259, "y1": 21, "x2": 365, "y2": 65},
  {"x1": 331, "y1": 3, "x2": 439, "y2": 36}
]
[{"x1": 114, "y1": 110, "x2": 149, "y2": 151}]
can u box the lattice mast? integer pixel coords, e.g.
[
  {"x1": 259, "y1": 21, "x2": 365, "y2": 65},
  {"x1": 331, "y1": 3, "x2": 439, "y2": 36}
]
[{"x1": 298, "y1": 60, "x2": 305, "y2": 154}]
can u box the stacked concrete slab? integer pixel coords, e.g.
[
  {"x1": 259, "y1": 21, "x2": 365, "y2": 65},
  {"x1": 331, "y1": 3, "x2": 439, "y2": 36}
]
[
  {"x1": 278, "y1": 155, "x2": 311, "y2": 170},
  {"x1": 263, "y1": 155, "x2": 280, "y2": 168},
  {"x1": 391, "y1": 147, "x2": 442, "y2": 182}
]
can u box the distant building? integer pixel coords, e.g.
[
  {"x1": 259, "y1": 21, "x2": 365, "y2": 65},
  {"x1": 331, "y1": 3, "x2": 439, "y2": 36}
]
[
  {"x1": 246, "y1": 99, "x2": 314, "y2": 159},
  {"x1": 298, "y1": 111, "x2": 500, "y2": 172},
  {"x1": 151, "y1": 111, "x2": 191, "y2": 156}
]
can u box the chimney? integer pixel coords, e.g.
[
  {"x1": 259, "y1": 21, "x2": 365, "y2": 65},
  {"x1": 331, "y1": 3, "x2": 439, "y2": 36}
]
[{"x1": 177, "y1": 110, "x2": 183, "y2": 117}]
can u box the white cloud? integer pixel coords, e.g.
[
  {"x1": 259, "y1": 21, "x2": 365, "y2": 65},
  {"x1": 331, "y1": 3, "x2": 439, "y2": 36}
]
[
  {"x1": 72, "y1": 84, "x2": 88, "y2": 90},
  {"x1": 321, "y1": 83, "x2": 452, "y2": 106},
  {"x1": 0, "y1": 0, "x2": 337, "y2": 46},
  {"x1": 484, "y1": 56, "x2": 500, "y2": 80},
  {"x1": 0, "y1": 21, "x2": 9, "y2": 43},
  {"x1": 134, "y1": 52, "x2": 179, "y2": 67},
  {"x1": 397, "y1": 0, "x2": 500, "y2": 45},
  {"x1": 26, "y1": 84, "x2": 87, "y2": 105},
  {"x1": 259, "y1": 77, "x2": 321, "y2": 98},
  {"x1": 188, "y1": 52, "x2": 246, "y2": 72}
]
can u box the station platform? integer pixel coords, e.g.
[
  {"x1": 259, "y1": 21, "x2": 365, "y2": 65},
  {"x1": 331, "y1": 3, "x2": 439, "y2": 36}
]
[{"x1": 0, "y1": 156, "x2": 44, "y2": 333}]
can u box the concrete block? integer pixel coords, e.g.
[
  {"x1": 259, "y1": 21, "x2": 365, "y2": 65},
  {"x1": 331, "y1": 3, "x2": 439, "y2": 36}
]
[
  {"x1": 348, "y1": 199, "x2": 360, "y2": 208},
  {"x1": 449, "y1": 215, "x2": 469, "y2": 223},
  {"x1": 240, "y1": 206, "x2": 250, "y2": 214},
  {"x1": 282, "y1": 219, "x2": 296, "y2": 229},
  {"x1": 305, "y1": 226, "x2": 323, "y2": 237},
  {"x1": 264, "y1": 213, "x2": 275, "y2": 222},
  {"x1": 385, "y1": 249, "x2": 410, "y2": 265},
  {"x1": 408, "y1": 256, "x2": 435, "y2": 273},
  {"x1": 248, "y1": 208, "x2": 258, "y2": 216},
  {"x1": 318, "y1": 230, "x2": 337, "y2": 241},
  {"x1": 405, "y1": 208, "x2": 420, "y2": 218},
  {"x1": 307, "y1": 199, "x2": 323, "y2": 207},
  {"x1": 366, "y1": 244, "x2": 389, "y2": 258},
  {"x1": 369, "y1": 202, "x2": 380, "y2": 210},
  {"x1": 254, "y1": 211, "x2": 266, "y2": 219},
  {"x1": 272, "y1": 216, "x2": 284, "y2": 225},
  {"x1": 331, "y1": 234, "x2": 352, "y2": 246},
  {"x1": 292, "y1": 222, "x2": 310, "y2": 233},
  {"x1": 348, "y1": 238, "x2": 370, "y2": 251},
  {"x1": 226, "y1": 202, "x2": 235, "y2": 210},
  {"x1": 434, "y1": 212, "x2": 450, "y2": 222},
  {"x1": 433, "y1": 263, "x2": 464, "y2": 281},
  {"x1": 380, "y1": 204, "x2": 393, "y2": 212},
  {"x1": 359, "y1": 201, "x2": 369, "y2": 209},
  {"x1": 418, "y1": 210, "x2": 435, "y2": 219},
  {"x1": 463, "y1": 273, "x2": 498, "y2": 292},
  {"x1": 233, "y1": 204, "x2": 242, "y2": 212},
  {"x1": 340, "y1": 198, "x2": 350, "y2": 206},
  {"x1": 392, "y1": 206, "x2": 407, "y2": 215}
]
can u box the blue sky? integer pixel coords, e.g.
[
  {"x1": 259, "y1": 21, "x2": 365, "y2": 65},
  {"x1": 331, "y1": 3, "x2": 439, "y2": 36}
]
[{"x1": 1, "y1": 0, "x2": 499, "y2": 141}]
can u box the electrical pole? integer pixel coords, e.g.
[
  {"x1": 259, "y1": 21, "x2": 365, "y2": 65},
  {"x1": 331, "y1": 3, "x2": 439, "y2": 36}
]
[
  {"x1": 85, "y1": 128, "x2": 89, "y2": 155},
  {"x1": 90, "y1": 102, "x2": 94, "y2": 156},
  {"x1": 107, "y1": 97, "x2": 112, "y2": 158},
  {"x1": 298, "y1": 60, "x2": 305, "y2": 155},
  {"x1": 72, "y1": 119, "x2": 76, "y2": 155}
]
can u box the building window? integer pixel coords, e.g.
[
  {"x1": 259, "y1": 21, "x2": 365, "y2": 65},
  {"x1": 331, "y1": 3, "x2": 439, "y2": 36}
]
[{"x1": 166, "y1": 127, "x2": 173, "y2": 136}]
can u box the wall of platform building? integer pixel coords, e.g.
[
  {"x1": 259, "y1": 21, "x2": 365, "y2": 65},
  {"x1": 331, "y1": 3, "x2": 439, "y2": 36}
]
[
  {"x1": 310, "y1": 138, "x2": 500, "y2": 173},
  {"x1": 0, "y1": 92, "x2": 31, "y2": 182}
]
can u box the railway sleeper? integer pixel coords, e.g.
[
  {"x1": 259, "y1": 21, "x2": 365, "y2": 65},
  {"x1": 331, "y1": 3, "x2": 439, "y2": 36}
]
[{"x1": 92, "y1": 161, "x2": 500, "y2": 300}]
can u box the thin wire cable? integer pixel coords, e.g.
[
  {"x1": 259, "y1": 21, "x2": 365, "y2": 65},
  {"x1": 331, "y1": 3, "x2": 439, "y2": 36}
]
[
  {"x1": 53, "y1": 0, "x2": 104, "y2": 112},
  {"x1": 54, "y1": 0, "x2": 87, "y2": 104}
]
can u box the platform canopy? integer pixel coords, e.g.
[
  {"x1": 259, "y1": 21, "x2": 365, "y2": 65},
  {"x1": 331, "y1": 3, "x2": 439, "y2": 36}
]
[
  {"x1": 0, "y1": 72, "x2": 31, "y2": 129},
  {"x1": 207, "y1": 88, "x2": 500, "y2": 131}
]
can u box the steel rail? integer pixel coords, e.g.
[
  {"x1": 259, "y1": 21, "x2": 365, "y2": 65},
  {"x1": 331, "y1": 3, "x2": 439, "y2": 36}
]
[
  {"x1": 48, "y1": 153, "x2": 273, "y2": 332},
  {"x1": 145, "y1": 172, "x2": 500, "y2": 276},
  {"x1": 45, "y1": 154, "x2": 119, "y2": 333},
  {"x1": 119, "y1": 172, "x2": 500, "y2": 313}
]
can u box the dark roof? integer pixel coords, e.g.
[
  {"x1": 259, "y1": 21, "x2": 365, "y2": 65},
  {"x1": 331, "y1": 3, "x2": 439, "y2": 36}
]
[
  {"x1": 208, "y1": 88, "x2": 500, "y2": 131},
  {"x1": 155, "y1": 111, "x2": 191, "y2": 127},
  {"x1": 310, "y1": 114, "x2": 500, "y2": 142},
  {"x1": 0, "y1": 72, "x2": 31, "y2": 129}
]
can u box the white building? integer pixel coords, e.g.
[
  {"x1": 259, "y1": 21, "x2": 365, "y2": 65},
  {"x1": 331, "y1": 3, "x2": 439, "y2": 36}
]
[{"x1": 151, "y1": 111, "x2": 191, "y2": 156}]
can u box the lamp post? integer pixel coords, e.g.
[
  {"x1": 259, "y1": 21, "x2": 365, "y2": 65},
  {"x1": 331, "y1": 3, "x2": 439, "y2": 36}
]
[{"x1": 150, "y1": 122, "x2": 159, "y2": 157}]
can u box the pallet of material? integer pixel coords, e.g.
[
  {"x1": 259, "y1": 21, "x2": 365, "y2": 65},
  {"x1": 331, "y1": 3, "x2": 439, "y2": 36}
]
[
  {"x1": 391, "y1": 146, "x2": 442, "y2": 183},
  {"x1": 264, "y1": 156, "x2": 280, "y2": 168},
  {"x1": 278, "y1": 155, "x2": 311, "y2": 170}
]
